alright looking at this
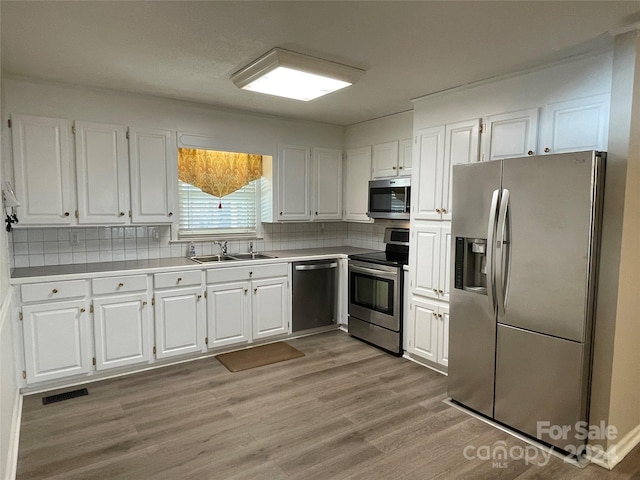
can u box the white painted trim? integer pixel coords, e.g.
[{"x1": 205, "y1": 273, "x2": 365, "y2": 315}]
[
  {"x1": 608, "y1": 22, "x2": 640, "y2": 36},
  {"x1": 4, "y1": 393, "x2": 22, "y2": 480},
  {"x1": 402, "y1": 352, "x2": 447, "y2": 376},
  {"x1": 587, "y1": 422, "x2": 640, "y2": 470}
]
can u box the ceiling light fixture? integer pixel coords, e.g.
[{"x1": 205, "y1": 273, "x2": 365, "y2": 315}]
[{"x1": 231, "y1": 48, "x2": 365, "y2": 101}]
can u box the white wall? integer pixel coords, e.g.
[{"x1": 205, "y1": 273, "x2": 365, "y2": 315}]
[
  {"x1": 0, "y1": 72, "x2": 20, "y2": 480},
  {"x1": 413, "y1": 50, "x2": 613, "y2": 130},
  {"x1": 344, "y1": 110, "x2": 413, "y2": 149}
]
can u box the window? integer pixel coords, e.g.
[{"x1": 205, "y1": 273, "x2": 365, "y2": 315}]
[{"x1": 177, "y1": 148, "x2": 262, "y2": 238}]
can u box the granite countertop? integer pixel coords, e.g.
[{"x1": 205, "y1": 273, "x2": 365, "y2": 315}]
[{"x1": 10, "y1": 246, "x2": 380, "y2": 283}]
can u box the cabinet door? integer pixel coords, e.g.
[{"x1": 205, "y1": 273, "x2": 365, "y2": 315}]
[
  {"x1": 22, "y1": 300, "x2": 91, "y2": 383},
  {"x1": 438, "y1": 305, "x2": 449, "y2": 367},
  {"x1": 75, "y1": 121, "x2": 130, "y2": 224},
  {"x1": 11, "y1": 114, "x2": 74, "y2": 225},
  {"x1": 313, "y1": 147, "x2": 342, "y2": 220},
  {"x1": 278, "y1": 144, "x2": 311, "y2": 221},
  {"x1": 207, "y1": 281, "x2": 251, "y2": 348},
  {"x1": 372, "y1": 141, "x2": 399, "y2": 178},
  {"x1": 399, "y1": 138, "x2": 413, "y2": 176},
  {"x1": 412, "y1": 126, "x2": 445, "y2": 221},
  {"x1": 343, "y1": 146, "x2": 373, "y2": 222},
  {"x1": 439, "y1": 225, "x2": 452, "y2": 303},
  {"x1": 93, "y1": 293, "x2": 150, "y2": 370},
  {"x1": 483, "y1": 108, "x2": 539, "y2": 161},
  {"x1": 441, "y1": 119, "x2": 481, "y2": 220},
  {"x1": 252, "y1": 277, "x2": 289, "y2": 340},
  {"x1": 538, "y1": 93, "x2": 609, "y2": 155},
  {"x1": 406, "y1": 297, "x2": 439, "y2": 362},
  {"x1": 154, "y1": 287, "x2": 205, "y2": 358},
  {"x1": 129, "y1": 127, "x2": 177, "y2": 223},
  {"x1": 409, "y1": 224, "x2": 441, "y2": 300}
]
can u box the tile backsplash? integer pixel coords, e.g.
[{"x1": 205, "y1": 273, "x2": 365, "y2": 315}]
[{"x1": 9, "y1": 222, "x2": 390, "y2": 268}]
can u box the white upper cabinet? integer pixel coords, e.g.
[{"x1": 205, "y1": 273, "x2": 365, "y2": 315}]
[
  {"x1": 11, "y1": 114, "x2": 74, "y2": 225},
  {"x1": 399, "y1": 138, "x2": 413, "y2": 176},
  {"x1": 75, "y1": 121, "x2": 130, "y2": 224},
  {"x1": 313, "y1": 147, "x2": 342, "y2": 220},
  {"x1": 372, "y1": 141, "x2": 399, "y2": 178},
  {"x1": 277, "y1": 144, "x2": 311, "y2": 221},
  {"x1": 129, "y1": 127, "x2": 177, "y2": 223},
  {"x1": 343, "y1": 146, "x2": 373, "y2": 222},
  {"x1": 11, "y1": 114, "x2": 177, "y2": 226},
  {"x1": 482, "y1": 108, "x2": 539, "y2": 161},
  {"x1": 538, "y1": 93, "x2": 610, "y2": 155},
  {"x1": 412, "y1": 126, "x2": 445, "y2": 221},
  {"x1": 441, "y1": 119, "x2": 481, "y2": 220}
]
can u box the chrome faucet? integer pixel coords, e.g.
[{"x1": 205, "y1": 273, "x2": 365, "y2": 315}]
[
  {"x1": 214, "y1": 240, "x2": 228, "y2": 255},
  {"x1": 249, "y1": 241, "x2": 254, "y2": 254}
]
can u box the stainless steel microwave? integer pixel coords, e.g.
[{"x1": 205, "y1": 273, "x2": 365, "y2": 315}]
[{"x1": 367, "y1": 178, "x2": 411, "y2": 220}]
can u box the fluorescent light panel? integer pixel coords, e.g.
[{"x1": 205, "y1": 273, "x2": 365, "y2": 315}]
[{"x1": 231, "y1": 48, "x2": 364, "y2": 101}]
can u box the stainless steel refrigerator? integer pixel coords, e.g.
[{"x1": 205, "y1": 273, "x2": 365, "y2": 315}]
[{"x1": 448, "y1": 150, "x2": 605, "y2": 454}]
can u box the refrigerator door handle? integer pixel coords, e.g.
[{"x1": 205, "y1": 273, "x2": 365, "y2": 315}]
[
  {"x1": 495, "y1": 188, "x2": 510, "y2": 316},
  {"x1": 486, "y1": 189, "x2": 500, "y2": 314}
]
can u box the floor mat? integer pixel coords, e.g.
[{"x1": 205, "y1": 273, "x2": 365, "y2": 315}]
[{"x1": 215, "y1": 342, "x2": 305, "y2": 372}]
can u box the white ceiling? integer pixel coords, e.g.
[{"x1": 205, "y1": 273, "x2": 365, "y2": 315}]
[{"x1": 2, "y1": 1, "x2": 640, "y2": 126}]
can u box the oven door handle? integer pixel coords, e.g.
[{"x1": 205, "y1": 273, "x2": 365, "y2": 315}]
[{"x1": 350, "y1": 265, "x2": 398, "y2": 280}]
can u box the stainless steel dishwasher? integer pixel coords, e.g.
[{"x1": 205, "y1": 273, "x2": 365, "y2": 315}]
[{"x1": 292, "y1": 259, "x2": 338, "y2": 332}]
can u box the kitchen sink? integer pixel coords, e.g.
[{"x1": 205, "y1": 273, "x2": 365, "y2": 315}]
[
  {"x1": 190, "y1": 255, "x2": 237, "y2": 263},
  {"x1": 189, "y1": 253, "x2": 276, "y2": 263},
  {"x1": 229, "y1": 253, "x2": 276, "y2": 260}
]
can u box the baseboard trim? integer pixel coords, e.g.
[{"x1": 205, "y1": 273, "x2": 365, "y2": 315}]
[
  {"x1": 587, "y1": 422, "x2": 640, "y2": 470},
  {"x1": 5, "y1": 391, "x2": 22, "y2": 480},
  {"x1": 402, "y1": 352, "x2": 448, "y2": 376}
]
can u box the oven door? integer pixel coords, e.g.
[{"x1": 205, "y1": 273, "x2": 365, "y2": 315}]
[{"x1": 348, "y1": 260, "x2": 400, "y2": 331}]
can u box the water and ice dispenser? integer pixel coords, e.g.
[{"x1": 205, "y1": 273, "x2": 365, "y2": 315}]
[{"x1": 454, "y1": 237, "x2": 488, "y2": 294}]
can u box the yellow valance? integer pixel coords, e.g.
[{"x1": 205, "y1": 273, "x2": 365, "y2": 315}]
[{"x1": 178, "y1": 148, "x2": 262, "y2": 198}]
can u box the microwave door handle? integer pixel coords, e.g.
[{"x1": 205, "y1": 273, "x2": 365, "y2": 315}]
[
  {"x1": 350, "y1": 265, "x2": 398, "y2": 280},
  {"x1": 486, "y1": 189, "x2": 500, "y2": 315}
]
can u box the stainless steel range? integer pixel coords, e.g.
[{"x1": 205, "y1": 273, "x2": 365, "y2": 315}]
[{"x1": 348, "y1": 227, "x2": 409, "y2": 355}]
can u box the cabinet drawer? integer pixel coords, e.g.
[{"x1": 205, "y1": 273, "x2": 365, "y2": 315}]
[
  {"x1": 207, "y1": 263, "x2": 289, "y2": 284},
  {"x1": 21, "y1": 280, "x2": 88, "y2": 303},
  {"x1": 154, "y1": 270, "x2": 202, "y2": 289},
  {"x1": 92, "y1": 275, "x2": 148, "y2": 295}
]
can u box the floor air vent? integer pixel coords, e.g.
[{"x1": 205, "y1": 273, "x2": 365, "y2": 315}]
[{"x1": 42, "y1": 388, "x2": 89, "y2": 405}]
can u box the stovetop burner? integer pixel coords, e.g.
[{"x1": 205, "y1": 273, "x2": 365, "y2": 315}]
[
  {"x1": 349, "y1": 227, "x2": 410, "y2": 267},
  {"x1": 349, "y1": 249, "x2": 408, "y2": 267}
]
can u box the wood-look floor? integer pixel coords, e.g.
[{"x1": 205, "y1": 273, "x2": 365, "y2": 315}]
[{"x1": 16, "y1": 331, "x2": 640, "y2": 479}]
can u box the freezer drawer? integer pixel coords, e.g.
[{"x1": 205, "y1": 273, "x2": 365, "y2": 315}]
[{"x1": 494, "y1": 324, "x2": 589, "y2": 453}]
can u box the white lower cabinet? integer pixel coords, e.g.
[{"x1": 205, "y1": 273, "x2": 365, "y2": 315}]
[
  {"x1": 154, "y1": 286, "x2": 205, "y2": 359},
  {"x1": 406, "y1": 296, "x2": 448, "y2": 367},
  {"x1": 22, "y1": 299, "x2": 92, "y2": 383},
  {"x1": 207, "y1": 264, "x2": 290, "y2": 348},
  {"x1": 207, "y1": 281, "x2": 251, "y2": 348},
  {"x1": 408, "y1": 223, "x2": 451, "y2": 302},
  {"x1": 252, "y1": 277, "x2": 289, "y2": 340},
  {"x1": 93, "y1": 293, "x2": 151, "y2": 370}
]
